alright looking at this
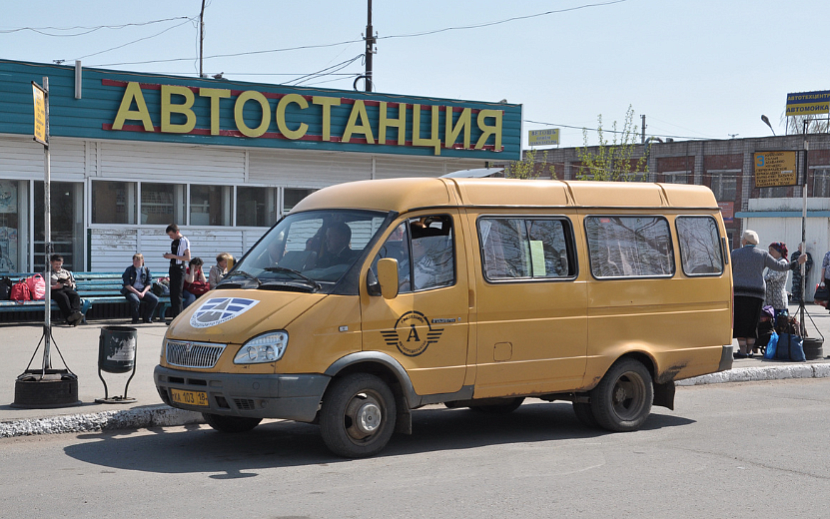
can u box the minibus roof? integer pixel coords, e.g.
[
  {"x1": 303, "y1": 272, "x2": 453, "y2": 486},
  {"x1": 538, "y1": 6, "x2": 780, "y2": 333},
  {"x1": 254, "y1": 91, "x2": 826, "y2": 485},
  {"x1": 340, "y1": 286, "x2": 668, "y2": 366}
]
[{"x1": 292, "y1": 178, "x2": 719, "y2": 214}]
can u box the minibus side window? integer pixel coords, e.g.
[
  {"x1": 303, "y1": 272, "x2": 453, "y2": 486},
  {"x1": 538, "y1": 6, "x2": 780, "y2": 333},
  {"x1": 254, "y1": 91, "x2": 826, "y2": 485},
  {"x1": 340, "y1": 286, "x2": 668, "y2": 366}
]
[
  {"x1": 675, "y1": 216, "x2": 724, "y2": 276},
  {"x1": 410, "y1": 215, "x2": 455, "y2": 291},
  {"x1": 585, "y1": 216, "x2": 675, "y2": 279},
  {"x1": 370, "y1": 222, "x2": 412, "y2": 292},
  {"x1": 478, "y1": 217, "x2": 576, "y2": 282}
]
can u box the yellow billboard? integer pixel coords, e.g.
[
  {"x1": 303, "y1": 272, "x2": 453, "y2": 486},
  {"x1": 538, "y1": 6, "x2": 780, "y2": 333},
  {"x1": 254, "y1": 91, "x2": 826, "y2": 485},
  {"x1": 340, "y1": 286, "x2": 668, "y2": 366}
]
[
  {"x1": 528, "y1": 128, "x2": 559, "y2": 147},
  {"x1": 754, "y1": 151, "x2": 797, "y2": 188},
  {"x1": 786, "y1": 91, "x2": 830, "y2": 116},
  {"x1": 32, "y1": 82, "x2": 47, "y2": 145}
]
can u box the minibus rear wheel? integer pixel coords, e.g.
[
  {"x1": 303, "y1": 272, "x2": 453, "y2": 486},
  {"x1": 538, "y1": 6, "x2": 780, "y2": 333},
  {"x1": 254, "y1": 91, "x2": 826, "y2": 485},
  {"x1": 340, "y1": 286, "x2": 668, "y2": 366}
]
[
  {"x1": 319, "y1": 373, "x2": 397, "y2": 458},
  {"x1": 590, "y1": 359, "x2": 653, "y2": 432},
  {"x1": 202, "y1": 413, "x2": 263, "y2": 433}
]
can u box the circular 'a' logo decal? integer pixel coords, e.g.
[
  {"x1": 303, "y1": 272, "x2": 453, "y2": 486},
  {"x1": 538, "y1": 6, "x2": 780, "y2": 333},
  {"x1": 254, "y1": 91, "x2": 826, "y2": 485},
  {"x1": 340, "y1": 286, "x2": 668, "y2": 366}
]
[
  {"x1": 380, "y1": 311, "x2": 444, "y2": 357},
  {"x1": 190, "y1": 297, "x2": 259, "y2": 328}
]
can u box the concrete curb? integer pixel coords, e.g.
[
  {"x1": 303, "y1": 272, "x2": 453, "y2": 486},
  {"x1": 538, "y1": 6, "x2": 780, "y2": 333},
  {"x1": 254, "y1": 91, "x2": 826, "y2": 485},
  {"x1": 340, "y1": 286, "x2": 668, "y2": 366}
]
[
  {"x1": 0, "y1": 405, "x2": 203, "y2": 439},
  {"x1": 677, "y1": 363, "x2": 830, "y2": 386},
  {"x1": 2, "y1": 364, "x2": 829, "y2": 439}
]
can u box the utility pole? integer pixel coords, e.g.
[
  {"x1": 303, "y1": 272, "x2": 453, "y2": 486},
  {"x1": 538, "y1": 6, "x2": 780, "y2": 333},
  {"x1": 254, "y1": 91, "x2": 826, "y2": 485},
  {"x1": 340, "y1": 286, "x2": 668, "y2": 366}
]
[
  {"x1": 199, "y1": 0, "x2": 206, "y2": 78},
  {"x1": 364, "y1": 0, "x2": 375, "y2": 92},
  {"x1": 641, "y1": 114, "x2": 646, "y2": 144}
]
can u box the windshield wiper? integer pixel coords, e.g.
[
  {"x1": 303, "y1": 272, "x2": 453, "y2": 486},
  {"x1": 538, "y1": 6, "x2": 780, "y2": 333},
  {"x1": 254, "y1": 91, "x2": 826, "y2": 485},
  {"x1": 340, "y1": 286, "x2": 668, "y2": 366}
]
[
  {"x1": 263, "y1": 267, "x2": 322, "y2": 292},
  {"x1": 220, "y1": 270, "x2": 261, "y2": 288}
]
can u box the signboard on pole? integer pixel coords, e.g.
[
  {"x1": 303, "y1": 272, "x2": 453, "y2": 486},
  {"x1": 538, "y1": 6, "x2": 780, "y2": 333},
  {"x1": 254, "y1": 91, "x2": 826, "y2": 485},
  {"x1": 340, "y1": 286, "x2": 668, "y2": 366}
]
[
  {"x1": 32, "y1": 82, "x2": 47, "y2": 146},
  {"x1": 753, "y1": 151, "x2": 797, "y2": 188},
  {"x1": 786, "y1": 91, "x2": 830, "y2": 116},
  {"x1": 528, "y1": 128, "x2": 559, "y2": 147}
]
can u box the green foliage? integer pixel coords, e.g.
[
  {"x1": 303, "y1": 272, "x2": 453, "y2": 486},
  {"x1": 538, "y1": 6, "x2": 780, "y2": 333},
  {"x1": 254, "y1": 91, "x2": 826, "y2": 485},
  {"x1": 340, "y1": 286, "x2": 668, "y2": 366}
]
[
  {"x1": 506, "y1": 148, "x2": 556, "y2": 180},
  {"x1": 576, "y1": 105, "x2": 649, "y2": 181}
]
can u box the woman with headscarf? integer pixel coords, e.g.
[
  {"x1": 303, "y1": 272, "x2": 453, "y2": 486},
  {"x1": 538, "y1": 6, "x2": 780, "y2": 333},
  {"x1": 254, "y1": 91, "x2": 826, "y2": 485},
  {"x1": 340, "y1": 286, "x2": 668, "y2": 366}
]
[
  {"x1": 764, "y1": 242, "x2": 790, "y2": 318},
  {"x1": 732, "y1": 231, "x2": 806, "y2": 359}
]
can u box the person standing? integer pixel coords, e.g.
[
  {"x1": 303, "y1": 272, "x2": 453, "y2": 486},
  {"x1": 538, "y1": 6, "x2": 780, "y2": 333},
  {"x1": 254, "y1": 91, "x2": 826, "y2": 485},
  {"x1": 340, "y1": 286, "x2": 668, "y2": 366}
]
[
  {"x1": 121, "y1": 253, "x2": 159, "y2": 324},
  {"x1": 732, "y1": 231, "x2": 806, "y2": 358},
  {"x1": 49, "y1": 254, "x2": 83, "y2": 326},
  {"x1": 790, "y1": 243, "x2": 813, "y2": 304},
  {"x1": 764, "y1": 242, "x2": 790, "y2": 318},
  {"x1": 163, "y1": 224, "x2": 190, "y2": 322}
]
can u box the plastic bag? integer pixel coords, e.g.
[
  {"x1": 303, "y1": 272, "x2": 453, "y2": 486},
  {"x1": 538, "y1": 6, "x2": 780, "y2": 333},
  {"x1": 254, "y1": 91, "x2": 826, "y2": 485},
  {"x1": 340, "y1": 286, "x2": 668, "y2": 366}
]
[
  {"x1": 27, "y1": 274, "x2": 46, "y2": 300},
  {"x1": 764, "y1": 331, "x2": 778, "y2": 359},
  {"x1": 776, "y1": 333, "x2": 806, "y2": 362}
]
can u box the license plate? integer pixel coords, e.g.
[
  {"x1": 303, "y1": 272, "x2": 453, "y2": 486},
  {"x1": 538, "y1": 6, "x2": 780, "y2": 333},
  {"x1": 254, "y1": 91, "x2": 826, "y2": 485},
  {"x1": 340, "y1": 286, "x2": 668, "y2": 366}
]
[{"x1": 171, "y1": 389, "x2": 209, "y2": 407}]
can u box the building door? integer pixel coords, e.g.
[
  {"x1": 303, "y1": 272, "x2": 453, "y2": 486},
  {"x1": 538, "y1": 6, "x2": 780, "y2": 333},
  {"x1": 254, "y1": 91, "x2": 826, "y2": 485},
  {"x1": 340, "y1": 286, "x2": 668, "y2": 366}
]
[{"x1": 35, "y1": 181, "x2": 84, "y2": 272}]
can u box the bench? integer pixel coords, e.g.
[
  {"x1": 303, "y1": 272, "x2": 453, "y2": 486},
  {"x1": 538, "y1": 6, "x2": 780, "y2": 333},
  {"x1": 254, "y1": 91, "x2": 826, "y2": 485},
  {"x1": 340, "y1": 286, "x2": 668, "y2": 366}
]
[{"x1": 0, "y1": 272, "x2": 171, "y2": 323}]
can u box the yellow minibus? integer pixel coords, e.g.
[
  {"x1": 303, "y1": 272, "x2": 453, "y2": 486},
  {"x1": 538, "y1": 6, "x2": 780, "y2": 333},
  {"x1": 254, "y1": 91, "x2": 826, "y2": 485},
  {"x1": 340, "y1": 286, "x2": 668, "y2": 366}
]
[{"x1": 155, "y1": 178, "x2": 733, "y2": 457}]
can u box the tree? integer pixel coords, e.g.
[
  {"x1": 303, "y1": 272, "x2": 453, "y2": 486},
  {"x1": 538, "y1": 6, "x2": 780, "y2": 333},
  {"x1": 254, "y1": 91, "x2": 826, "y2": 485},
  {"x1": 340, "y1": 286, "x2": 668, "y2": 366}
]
[
  {"x1": 575, "y1": 105, "x2": 649, "y2": 181},
  {"x1": 506, "y1": 148, "x2": 557, "y2": 180},
  {"x1": 781, "y1": 113, "x2": 829, "y2": 135}
]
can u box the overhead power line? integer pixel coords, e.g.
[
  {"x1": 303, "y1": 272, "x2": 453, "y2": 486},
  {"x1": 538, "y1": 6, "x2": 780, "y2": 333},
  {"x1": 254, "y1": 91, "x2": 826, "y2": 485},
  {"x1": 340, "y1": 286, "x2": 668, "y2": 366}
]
[
  {"x1": 524, "y1": 119, "x2": 716, "y2": 141},
  {"x1": 0, "y1": 16, "x2": 192, "y2": 36},
  {"x1": 91, "y1": 0, "x2": 628, "y2": 67}
]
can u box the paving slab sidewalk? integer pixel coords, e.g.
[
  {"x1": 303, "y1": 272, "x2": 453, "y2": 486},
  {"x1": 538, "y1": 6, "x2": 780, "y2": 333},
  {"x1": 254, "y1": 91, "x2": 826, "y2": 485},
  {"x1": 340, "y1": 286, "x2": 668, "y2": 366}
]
[{"x1": 2, "y1": 304, "x2": 829, "y2": 438}]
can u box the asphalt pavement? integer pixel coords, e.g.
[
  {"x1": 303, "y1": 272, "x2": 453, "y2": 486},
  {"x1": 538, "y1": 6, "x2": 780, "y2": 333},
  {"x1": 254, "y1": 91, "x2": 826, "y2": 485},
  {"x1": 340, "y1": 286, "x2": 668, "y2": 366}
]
[{"x1": 2, "y1": 303, "x2": 829, "y2": 438}]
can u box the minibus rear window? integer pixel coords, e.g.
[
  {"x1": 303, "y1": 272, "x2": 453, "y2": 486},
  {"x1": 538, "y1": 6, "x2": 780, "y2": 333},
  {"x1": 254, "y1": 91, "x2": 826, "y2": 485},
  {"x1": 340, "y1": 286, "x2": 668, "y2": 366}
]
[
  {"x1": 585, "y1": 216, "x2": 675, "y2": 279},
  {"x1": 478, "y1": 217, "x2": 576, "y2": 282},
  {"x1": 675, "y1": 216, "x2": 724, "y2": 276}
]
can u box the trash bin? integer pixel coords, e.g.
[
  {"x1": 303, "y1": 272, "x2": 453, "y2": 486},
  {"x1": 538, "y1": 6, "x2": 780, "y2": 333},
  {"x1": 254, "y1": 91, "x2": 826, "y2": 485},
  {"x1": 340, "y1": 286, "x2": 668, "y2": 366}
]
[{"x1": 96, "y1": 326, "x2": 138, "y2": 403}]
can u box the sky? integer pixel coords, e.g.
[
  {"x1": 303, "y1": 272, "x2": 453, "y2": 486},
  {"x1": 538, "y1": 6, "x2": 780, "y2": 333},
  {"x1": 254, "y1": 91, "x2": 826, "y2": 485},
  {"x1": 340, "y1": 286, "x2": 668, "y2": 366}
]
[{"x1": 2, "y1": 0, "x2": 829, "y2": 149}]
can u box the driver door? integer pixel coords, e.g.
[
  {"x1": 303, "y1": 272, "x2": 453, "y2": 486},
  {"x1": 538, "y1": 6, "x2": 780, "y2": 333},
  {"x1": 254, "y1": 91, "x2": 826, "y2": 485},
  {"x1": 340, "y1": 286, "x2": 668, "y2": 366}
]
[{"x1": 360, "y1": 212, "x2": 470, "y2": 396}]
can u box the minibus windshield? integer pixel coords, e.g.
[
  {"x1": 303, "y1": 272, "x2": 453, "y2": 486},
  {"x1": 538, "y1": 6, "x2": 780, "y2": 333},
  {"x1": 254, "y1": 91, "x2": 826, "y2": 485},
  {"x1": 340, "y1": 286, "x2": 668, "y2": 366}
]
[{"x1": 223, "y1": 209, "x2": 388, "y2": 292}]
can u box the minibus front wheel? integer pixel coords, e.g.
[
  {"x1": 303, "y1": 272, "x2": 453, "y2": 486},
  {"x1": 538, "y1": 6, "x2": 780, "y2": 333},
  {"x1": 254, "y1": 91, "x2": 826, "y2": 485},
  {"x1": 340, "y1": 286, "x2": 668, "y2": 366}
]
[
  {"x1": 590, "y1": 359, "x2": 653, "y2": 432},
  {"x1": 319, "y1": 373, "x2": 397, "y2": 458}
]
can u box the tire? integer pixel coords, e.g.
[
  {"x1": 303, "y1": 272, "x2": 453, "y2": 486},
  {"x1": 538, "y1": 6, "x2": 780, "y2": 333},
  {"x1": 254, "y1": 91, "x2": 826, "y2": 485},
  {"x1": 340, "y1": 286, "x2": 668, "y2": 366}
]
[
  {"x1": 572, "y1": 401, "x2": 599, "y2": 428},
  {"x1": 803, "y1": 338, "x2": 823, "y2": 361},
  {"x1": 590, "y1": 359, "x2": 653, "y2": 432},
  {"x1": 202, "y1": 413, "x2": 262, "y2": 433},
  {"x1": 319, "y1": 373, "x2": 397, "y2": 458},
  {"x1": 469, "y1": 397, "x2": 525, "y2": 414}
]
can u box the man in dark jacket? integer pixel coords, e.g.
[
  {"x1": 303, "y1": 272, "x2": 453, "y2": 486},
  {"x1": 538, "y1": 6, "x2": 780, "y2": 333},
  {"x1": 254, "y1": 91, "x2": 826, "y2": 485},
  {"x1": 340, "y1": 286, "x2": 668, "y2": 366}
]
[{"x1": 122, "y1": 253, "x2": 159, "y2": 323}]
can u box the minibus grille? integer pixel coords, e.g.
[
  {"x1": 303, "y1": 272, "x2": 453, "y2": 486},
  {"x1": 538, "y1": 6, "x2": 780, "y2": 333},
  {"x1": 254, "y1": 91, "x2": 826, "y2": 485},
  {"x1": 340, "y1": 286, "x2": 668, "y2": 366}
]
[{"x1": 166, "y1": 340, "x2": 226, "y2": 368}]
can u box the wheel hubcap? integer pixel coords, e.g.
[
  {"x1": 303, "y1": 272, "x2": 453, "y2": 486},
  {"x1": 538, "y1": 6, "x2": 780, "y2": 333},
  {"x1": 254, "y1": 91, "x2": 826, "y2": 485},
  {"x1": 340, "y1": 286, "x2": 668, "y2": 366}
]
[
  {"x1": 345, "y1": 392, "x2": 383, "y2": 441},
  {"x1": 612, "y1": 372, "x2": 644, "y2": 420}
]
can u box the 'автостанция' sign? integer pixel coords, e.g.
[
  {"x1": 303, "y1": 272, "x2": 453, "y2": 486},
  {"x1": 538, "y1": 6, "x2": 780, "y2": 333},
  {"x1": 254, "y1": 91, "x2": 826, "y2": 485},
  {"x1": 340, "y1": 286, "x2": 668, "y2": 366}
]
[{"x1": 103, "y1": 79, "x2": 513, "y2": 157}]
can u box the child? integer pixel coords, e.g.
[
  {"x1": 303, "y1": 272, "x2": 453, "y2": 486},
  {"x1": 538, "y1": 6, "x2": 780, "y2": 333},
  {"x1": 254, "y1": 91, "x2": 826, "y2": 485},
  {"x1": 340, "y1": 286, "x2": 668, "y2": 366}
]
[{"x1": 209, "y1": 252, "x2": 233, "y2": 289}]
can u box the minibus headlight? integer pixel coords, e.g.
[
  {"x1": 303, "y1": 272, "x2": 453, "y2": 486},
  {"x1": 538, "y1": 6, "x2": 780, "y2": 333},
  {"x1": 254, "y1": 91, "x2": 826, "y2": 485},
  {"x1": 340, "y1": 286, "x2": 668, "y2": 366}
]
[{"x1": 234, "y1": 332, "x2": 289, "y2": 364}]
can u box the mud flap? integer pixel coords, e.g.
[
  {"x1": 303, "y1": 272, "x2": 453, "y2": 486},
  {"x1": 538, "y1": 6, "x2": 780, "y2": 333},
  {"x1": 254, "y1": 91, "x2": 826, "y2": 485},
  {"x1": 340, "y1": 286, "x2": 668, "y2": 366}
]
[
  {"x1": 395, "y1": 407, "x2": 412, "y2": 434},
  {"x1": 653, "y1": 381, "x2": 675, "y2": 410}
]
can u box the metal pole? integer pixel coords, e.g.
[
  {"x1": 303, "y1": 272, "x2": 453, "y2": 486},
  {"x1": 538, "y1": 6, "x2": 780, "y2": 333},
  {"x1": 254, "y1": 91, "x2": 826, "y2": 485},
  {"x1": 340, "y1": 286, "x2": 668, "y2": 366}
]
[
  {"x1": 42, "y1": 76, "x2": 52, "y2": 372},
  {"x1": 641, "y1": 114, "x2": 646, "y2": 144},
  {"x1": 199, "y1": 0, "x2": 206, "y2": 78},
  {"x1": 800, "y1": 120, "x2": 808, "y2": 336},
  {"x1": 365, "y1": 0, "x2": 374, "y2": 92}
]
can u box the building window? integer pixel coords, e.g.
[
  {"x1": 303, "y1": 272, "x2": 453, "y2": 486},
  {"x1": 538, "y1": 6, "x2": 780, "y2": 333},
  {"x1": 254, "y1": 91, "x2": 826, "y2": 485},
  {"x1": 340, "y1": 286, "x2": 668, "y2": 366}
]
[
  {"x1": 584, "y1": 216, "x2": 674, "y2": 278},
  {"x1": 709, "y1": 172, "x2": 737, "y2": 202},
  {"x1": 237, "y1": 187, "x2": 278, "y2": 227},
  {"x1": 190, "y1": 185, "x2": 232, "y2": 226},
  {"x1": 0, "y1": 180, "x2": 25, "y2": 273},
  {"x1": 284, "y1": 188, "x2": 315, "y2": 214},
  {"x1": 92, "y1": 180, "x2": 136, "y2": 224},
  {"x1": 662, "y1": 171, "x2": 689, "y2": 184},
  {"x1": 141, "y1": 183, "x2": 185, "y2": 225},
  {"x1": 812, "y1": 168, "x2": 830, "y2": 197},
  {"x1": 759, "y1": 186, "x2": 788, "y2": 198}
]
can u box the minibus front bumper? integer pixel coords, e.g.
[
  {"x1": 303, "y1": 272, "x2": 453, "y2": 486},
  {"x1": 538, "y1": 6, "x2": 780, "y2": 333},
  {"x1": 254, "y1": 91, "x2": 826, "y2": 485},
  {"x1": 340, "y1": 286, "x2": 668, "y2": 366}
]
[{"x1": 154, "y1": 365, "x2": 329, "y2": 423}]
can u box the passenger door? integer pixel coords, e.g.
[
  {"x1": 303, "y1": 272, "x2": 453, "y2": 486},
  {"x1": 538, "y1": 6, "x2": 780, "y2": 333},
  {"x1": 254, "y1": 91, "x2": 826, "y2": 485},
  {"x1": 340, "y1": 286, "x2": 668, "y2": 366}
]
[
  {"x1": 360, "y1": 212, "x2": 470, "y2": 396},
  {"x1": 472, "y1": 215, "x2": 588, "y2": 398}
]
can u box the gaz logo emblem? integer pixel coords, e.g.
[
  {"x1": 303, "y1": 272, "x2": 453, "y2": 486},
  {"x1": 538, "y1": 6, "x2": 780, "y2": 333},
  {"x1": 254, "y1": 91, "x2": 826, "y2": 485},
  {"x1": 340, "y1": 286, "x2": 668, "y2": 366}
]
[{"x1": 380, "y1": 311, "x2": 444, "y2": 357}]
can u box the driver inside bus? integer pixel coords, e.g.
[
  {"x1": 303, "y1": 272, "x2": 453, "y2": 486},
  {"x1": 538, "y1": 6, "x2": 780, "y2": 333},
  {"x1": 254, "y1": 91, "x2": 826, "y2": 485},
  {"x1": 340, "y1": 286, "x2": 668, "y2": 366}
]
[{"x1": 316, "y1": 222, "x2": 358, "y2": 268}]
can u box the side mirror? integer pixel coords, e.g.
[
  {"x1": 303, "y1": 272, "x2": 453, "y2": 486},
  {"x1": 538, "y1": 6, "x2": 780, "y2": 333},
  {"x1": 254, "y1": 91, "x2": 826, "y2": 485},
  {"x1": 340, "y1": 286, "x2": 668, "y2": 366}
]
[{"x1": 377, "y1": 258, "x2": 399, "y2": 300}]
